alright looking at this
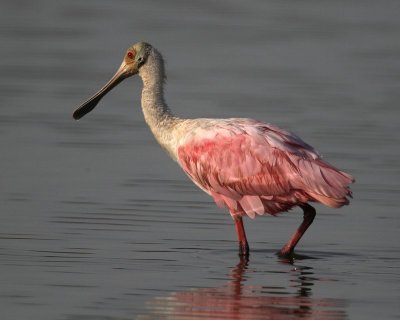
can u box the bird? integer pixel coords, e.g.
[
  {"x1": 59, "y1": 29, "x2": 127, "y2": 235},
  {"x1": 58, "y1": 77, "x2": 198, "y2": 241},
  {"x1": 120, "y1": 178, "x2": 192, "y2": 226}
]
[{"x1": 73, "y1": 42, "x2": 354, "y2": 257}]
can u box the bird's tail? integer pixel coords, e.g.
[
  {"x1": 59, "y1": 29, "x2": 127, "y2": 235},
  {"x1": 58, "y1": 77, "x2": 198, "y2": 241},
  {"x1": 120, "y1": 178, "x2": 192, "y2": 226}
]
[{"x1": 299, "y1": 159, "x2": 354, "y2": 208}]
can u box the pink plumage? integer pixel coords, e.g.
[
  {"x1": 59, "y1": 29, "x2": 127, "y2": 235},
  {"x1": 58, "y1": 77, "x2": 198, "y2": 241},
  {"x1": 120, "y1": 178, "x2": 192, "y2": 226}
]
[
  {"x1": 177, "y1": 119, "x2": 354, "y2": 219},
  {"x1": 74, "y1": 42, "x2": 355, "y2": 256}
]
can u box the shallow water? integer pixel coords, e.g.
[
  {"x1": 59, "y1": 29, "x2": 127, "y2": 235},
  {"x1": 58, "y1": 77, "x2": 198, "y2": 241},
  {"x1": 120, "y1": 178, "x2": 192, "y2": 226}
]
[{"x1": 1, "y1": 1, "x2": 399, "y2": 319}]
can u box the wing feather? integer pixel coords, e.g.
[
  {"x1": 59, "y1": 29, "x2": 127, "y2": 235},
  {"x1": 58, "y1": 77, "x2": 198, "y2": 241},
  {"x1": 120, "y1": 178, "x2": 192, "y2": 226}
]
[{"x1": 177, "y1": 119, "x2": 354, "y2": 218}]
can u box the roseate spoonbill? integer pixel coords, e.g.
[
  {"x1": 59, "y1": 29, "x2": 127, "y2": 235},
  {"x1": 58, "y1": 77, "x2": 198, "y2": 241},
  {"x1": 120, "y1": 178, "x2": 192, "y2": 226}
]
[{"x1": 73, "y1": 42, "x2": 354, "y2": 257}]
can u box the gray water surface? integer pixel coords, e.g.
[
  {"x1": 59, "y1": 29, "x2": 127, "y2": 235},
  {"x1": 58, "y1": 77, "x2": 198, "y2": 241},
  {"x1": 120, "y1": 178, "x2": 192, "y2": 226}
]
[{"x1": 1, "y1": 1, "x2": 399, "y2": 319}]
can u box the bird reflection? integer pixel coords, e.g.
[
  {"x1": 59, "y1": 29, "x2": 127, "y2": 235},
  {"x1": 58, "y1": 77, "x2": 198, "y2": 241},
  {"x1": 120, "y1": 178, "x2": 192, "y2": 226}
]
[{"x1": 139, "y1": 257, "x2": 346, "y2": 319}]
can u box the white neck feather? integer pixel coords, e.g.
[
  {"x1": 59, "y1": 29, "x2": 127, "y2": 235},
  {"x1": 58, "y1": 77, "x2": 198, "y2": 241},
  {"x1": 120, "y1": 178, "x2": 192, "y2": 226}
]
[{"x1": 138, "y1": 49, "x2": 180, "y2": 158}]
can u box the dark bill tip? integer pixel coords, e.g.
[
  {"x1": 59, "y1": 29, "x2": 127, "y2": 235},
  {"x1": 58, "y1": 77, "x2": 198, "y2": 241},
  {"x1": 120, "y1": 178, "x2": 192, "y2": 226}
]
[
  {"x1": 73, "y1": 95, "x2": 103, "y2": 120},
  {"x1": 72, "y1": 66, "x2": 129, "y2": 120}
]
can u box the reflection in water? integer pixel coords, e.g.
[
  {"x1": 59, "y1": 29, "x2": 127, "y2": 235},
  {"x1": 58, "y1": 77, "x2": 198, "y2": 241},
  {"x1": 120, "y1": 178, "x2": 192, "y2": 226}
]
[{"x1": 138, "y1": 258, "x2": 346, "y2": 320}]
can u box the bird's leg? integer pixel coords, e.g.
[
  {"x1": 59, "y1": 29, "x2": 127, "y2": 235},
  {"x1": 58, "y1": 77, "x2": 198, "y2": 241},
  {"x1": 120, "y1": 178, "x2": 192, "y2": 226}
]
[
  {"x1": 234, "y1": 216, "x2": 250, "y2": 257},
  {"x1": 280, "y1": 203, "x2": 316, "y2": 256}
]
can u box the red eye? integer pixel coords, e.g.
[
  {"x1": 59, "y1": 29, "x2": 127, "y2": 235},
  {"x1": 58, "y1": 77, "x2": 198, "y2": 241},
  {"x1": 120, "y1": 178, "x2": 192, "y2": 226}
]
[{"x1": 127, "y1": 52, "x2": 134, "y2": 59}]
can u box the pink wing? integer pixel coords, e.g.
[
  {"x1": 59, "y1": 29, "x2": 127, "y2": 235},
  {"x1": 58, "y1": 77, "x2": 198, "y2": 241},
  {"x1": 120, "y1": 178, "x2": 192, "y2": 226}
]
[{"x1": 177, "y1": 119, "x2": 354, "y2": 219}]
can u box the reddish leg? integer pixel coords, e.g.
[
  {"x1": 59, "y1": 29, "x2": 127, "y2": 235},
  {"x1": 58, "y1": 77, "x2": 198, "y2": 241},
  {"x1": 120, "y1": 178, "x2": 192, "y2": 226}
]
[
  {"x1": 280, "y1": 203, "x2": 316, "y2": 256},
  {"x1": 234, "y1": 216, "x2": 250, "y2": 257}
]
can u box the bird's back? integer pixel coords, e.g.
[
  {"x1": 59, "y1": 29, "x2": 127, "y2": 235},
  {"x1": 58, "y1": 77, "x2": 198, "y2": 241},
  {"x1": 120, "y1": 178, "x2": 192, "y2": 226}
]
[{"x1": 176, "y1": 118, "x2": 354, "y2": 218}]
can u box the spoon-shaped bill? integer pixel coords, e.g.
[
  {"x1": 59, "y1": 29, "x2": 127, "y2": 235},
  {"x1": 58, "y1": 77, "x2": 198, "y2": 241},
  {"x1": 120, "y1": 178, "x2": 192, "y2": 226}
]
[{"x1": 73, "y1": 66, "x2": 129, "y2": 120}]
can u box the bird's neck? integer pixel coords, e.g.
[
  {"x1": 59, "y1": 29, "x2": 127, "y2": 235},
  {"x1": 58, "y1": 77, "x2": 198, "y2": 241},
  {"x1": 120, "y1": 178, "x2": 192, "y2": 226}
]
[
  {"x1": 138, "y1": 50, "x2": 179, "y2": 156},
  {"x1": 140, "y1": 69, "x2": 172, "y2": 125}
]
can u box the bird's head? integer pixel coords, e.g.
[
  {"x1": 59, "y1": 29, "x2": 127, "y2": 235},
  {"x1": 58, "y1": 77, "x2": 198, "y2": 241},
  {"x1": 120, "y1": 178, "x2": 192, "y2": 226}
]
[{"x1": 73, "y1": 42, "x2": 152, "y2": 120}]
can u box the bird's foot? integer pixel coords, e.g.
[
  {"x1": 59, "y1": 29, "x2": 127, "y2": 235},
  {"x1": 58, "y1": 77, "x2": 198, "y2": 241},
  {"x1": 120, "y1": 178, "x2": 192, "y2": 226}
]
[{"x1": 278, "y1": 246, "x2": 294, "y2": 258}]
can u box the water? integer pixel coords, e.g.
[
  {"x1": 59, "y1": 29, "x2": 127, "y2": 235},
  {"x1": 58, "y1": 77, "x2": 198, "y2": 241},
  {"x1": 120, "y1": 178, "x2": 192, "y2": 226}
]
[{"x1": 1, "y1": 1, "x2": 399, "y2": 319}]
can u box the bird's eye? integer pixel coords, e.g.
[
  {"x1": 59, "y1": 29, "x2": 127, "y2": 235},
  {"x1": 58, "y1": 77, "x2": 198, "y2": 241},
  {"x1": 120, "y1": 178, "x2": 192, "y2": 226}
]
[
  {"x1": 138, "y1": 57, "x2": 143, "y2": 63},
  {"x1": 127, "y1": 52, "x2": 134, "y2": 59}
]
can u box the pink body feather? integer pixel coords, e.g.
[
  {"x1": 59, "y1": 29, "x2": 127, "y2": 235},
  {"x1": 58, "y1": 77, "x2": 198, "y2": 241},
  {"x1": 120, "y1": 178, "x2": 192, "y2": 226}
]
[{"x1": 177, "y1": 119, "x2": 354, "y2": 219}]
